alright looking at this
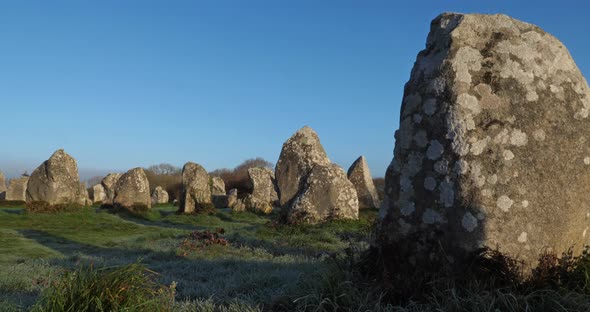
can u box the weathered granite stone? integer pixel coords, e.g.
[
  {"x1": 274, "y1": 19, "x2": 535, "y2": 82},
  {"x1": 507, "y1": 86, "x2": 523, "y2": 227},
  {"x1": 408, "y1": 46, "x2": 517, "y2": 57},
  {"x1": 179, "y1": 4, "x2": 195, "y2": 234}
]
[
  {"x1": 77, "y1": 183, "x2": 92, "y2": 206},
  {"x1": 179, "y1": 162, "x2": 212, "y2": 213},
  {"x1": 113, "y1": 168, "x2": 151, "y2": 209},
  {"x1": 289, "y1": 164, "x2": 359, "y2": 224},
  {"x1": 6, "y1": 177, "x2": 28, "y2": 201},
  {"x1": 101, "y1": 173, "x2": 121, "y2": 204},
  {"x1": 92, "y1": 184, "x2": 107, "y2": 203},
  {"x1": 0, "y1": 171, "x2": 6, "y2": 200},
  {"x1": 151, "y1": 186, "x2": 169, "y2": 204},
  {"x1": 347, "y1": 156, "x2": 381, "y2": 209},
  {"x1": 211, "y1": 177, "x2": 226, "y2": 196},
  {"x1": 26, "y1": 149, "x2": 85, "y2": 207},
  {"x1": 248, "y1": 167, "x2": 278, "y2": 208},
  {"x1": 377, "y1": 13, "x2": 590, "y2": 271},
  {"x1": 275, "y1": 126, "x2": 330, "y2": 207},
  {"x1": 228, "y1": 188, "x2": 238, "y2": 208}
]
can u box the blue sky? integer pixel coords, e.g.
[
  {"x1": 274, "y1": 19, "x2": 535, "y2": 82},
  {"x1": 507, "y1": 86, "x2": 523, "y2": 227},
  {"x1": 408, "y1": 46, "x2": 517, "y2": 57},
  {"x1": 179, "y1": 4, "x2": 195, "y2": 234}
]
[{"x1": 1, "y1": 1, "x2": 589, "y2": 180}]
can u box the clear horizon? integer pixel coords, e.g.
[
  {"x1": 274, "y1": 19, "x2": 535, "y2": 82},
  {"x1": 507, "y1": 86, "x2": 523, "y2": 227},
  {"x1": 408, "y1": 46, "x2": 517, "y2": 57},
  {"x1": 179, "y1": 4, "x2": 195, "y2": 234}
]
[{"x1": 1, "y1": 0, "x2": 589, "y2": 181}]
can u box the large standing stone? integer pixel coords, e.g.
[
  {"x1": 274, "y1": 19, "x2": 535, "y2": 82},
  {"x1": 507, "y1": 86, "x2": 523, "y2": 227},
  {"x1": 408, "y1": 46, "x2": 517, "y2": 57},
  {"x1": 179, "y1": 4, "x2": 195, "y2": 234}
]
[
  {"x1": 377, "y1": 13, "x2": 590, "y2": 271},
  {"x1": 289, "y1": 164, "x2": 359, "y2": 223},
  {"x1": 113, "y1": 168, "x2": 151, "y2": 209},
  {"x1": 347, "y1": 156, "x2": 380, "y2": 209},
  {"x1": 276, "y1": 127, "x2": 359, "y2": 223},
  {"x1": 92, "y1": 184, "x2": 107, "y2": 203},
  {"x1": 26, "y1": 149, "x2": 86, "y2": 207},
  {"x1": 0, "y1": 171, "x2": 6, "y2": 200},
  {"x1": 6, "y1": 177, "x2": 29, "y2": 201},
  {"x1": 179, "y1": 162, "x2": 212, "y2": 213},
  {"x1": 210, "y1": 177, "x2": 226, "y2": 195},
  {"x1": 275, "y1": 126, "x2": 331, "y2": 207},
  {"x1": 101, "y1": 173, "x2": 121, "y2": 204},
  {"x1": 151, "y1": 186, "x2": 169, "y2": 205}
]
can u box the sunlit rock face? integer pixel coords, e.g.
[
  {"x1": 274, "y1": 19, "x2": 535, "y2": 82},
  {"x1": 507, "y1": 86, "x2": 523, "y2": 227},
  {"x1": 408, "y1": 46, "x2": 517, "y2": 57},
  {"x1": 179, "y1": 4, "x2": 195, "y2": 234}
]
[
  {"x1": 179, "y1": 162, "x2": 211, "y2": 214},
  {"x1": 113, "y1": 168, "x2": 151, "y2": 210},
  {"x1": 347, "y1": 156, "x2": 381, "y2": 209},
  {"x1": 276, "y1": 126, "x2": 359, "y2": 224},
  {"x1": 26, "y1": 149, "x2": 86, "y2": 207},
  {"x1": 377, "y1": 13, "x2": 590, "y2": 270}
]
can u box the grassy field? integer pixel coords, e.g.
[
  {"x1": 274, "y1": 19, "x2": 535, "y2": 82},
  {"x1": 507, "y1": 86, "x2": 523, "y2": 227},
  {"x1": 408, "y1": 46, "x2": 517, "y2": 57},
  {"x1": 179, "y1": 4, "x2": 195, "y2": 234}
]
[{"x1": 0, "y1": 204, "x2": 376, "y2": 311}]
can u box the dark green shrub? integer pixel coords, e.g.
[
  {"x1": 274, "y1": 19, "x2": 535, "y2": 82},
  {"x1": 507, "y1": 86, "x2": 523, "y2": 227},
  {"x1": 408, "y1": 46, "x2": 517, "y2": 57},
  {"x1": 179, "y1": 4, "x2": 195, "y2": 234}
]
[{"x1": 33, "y1": 262, "x2": 175, "y2": 312}]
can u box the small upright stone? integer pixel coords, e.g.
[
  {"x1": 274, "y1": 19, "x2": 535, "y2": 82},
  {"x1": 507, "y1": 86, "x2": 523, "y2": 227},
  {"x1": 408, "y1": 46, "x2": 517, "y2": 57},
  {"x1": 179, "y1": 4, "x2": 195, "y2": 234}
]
[
  {"x1": 211, "y1": 177, "x2": 226, "y2": 195},
  {"x1": 92, "y1": 184, "x2": 107, "y2": 203},
  {"x1": 347, "y1": 156, "x2": 381, "y2": 209},
  {"x1": 6, "y1": 177, "x2": 29, "y2": 201},
  {"x1": 0, "y1": 171, "x2": 6, "y2": 200},
  {"x1": 179, "y1": 162, "x2": 212, "y2": 213},
  {"x1": 247, "y1": 167, "x2": 278, "y2": 212},
  {"x1": 151, "y1": 186, "x2": 169, "y2": 205},
  {"x1": 113, "y1": 168, "x2": 151, "y2": 210},
  {"x1": 101, "y1": 173, "x2": 122, "y2": 204}
]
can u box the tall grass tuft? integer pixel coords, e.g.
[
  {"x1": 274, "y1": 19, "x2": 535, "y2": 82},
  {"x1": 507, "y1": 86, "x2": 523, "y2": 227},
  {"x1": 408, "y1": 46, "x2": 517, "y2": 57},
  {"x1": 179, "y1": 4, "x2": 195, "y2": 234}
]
[{"x1": 33, "y1": 262, "x2": 175, "y2": 312}]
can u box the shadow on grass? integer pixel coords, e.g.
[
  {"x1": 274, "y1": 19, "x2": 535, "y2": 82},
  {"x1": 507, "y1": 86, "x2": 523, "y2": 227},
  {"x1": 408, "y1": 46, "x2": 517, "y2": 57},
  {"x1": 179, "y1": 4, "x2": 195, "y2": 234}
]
[
  {"x1": 16, "y1": 229, "x2": 324, "y2": 307},
  {"x1": 0, "y1": 208, "x2": 25, "y2": 215}
]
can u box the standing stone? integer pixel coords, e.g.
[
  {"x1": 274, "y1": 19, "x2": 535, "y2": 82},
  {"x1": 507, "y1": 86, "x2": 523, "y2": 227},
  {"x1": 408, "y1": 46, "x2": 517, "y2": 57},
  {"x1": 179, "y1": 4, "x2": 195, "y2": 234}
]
[
  {"x1": 228, "y1": 188, "x2": 238, "y2": 208},
  {"x1": 77, "y1": 183, "x2": 92, "y2": 207},
  {"x1": 210, "y1": 177, "x2": 226, "y2": 196},
  {"x1": 113, "y1": 168, "x2": 151, "y2": 209},
  {"x1": 240, "y1": 167, "x2": 279, "y2": 214},
  {"x1": 101, "y1": 173, "x2": 121, "y2": 204},
  {"x1": 179, "y1": 162, "x2": 212, "y2": 213},
  {"x1": 26, "y1": 149, "x2": 86, "y2": 207},
  {"x1": 276, "y1": 127, "x2": 359, "y2": 223},
  {"x1": 6, "y1": 177, "x2": 29, "y2": 201},
  {"x1": 275, "y1": 126, "x2": 331, "y2": 207},
  {"x1": 151, "y1": 186, "x2": 169, "y2": 205},
  {"x1": 289, "y1": 164, "x2": 359, "y2": 223},
  {"x1": 248, "y1": 168, "x2": 278, "y2": 204},
  {"x1": 92, "y1": 184, "x2": 107, "y2": 203},
  {"x1": 347, "y1": 156, "x2": 380, "y2": 209},
  {"x1": 0, "y1": 171, "x2": 6, "y2": 200},
  {"x1": 377, "y1": 13, "x2": 590, "y2": 271}
]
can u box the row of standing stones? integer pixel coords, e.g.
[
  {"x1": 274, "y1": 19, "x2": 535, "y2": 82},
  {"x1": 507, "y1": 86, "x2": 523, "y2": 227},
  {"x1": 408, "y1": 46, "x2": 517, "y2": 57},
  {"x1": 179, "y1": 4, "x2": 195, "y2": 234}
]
[
  {"x1": 0, "y1": 127, "x2": 381, "y2": 224},
  {"x1": 1, "y1": 13, "x2": 585, "y2": 271}
]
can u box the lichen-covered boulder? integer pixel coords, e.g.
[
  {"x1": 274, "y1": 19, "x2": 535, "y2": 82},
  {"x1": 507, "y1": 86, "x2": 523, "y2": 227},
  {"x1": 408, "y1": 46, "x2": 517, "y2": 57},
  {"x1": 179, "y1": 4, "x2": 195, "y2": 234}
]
[
  {"x1": 0, "y1": 171, "x2": 6, "y2": 200},
  {"x1": 347, "y1": 156, "x2": 381, "y2": 209},
  {"x1": 101, "y1": 173, "x2": 121, "y2": 204},
  {"x1": 179, "y1": 162, "x2": 212, "y2": 213},
  {"x1": 248, "y1": 167, "x2": 278, "y2": 206},
  {"x1": 6, "y1": 177, "x2": 28, "y2": 201},
  {"x1": 113, "y1": 168, "x2": 151, "y2": 209},
  {"x1": 289, "y1": 164, "x2": 359, "y2": 224},
  {"x1": 211, "y1": 177, "x2": 226, "y2": 196},
  {"x1": 151, "y1": 186, "x2": 169, "y2": 204},
  {"x1": 92, "y1": 184, "x2": 107, "y2": 203},
  {"x1": 26, "y1": 149, "x2": 85, "y2": 207},
  {"x1": 275, "y1": 126, "x2": 330, "y2": 207},
  {"x1": 377, "y1": 13, "x2": 590, "y2": 271}
]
